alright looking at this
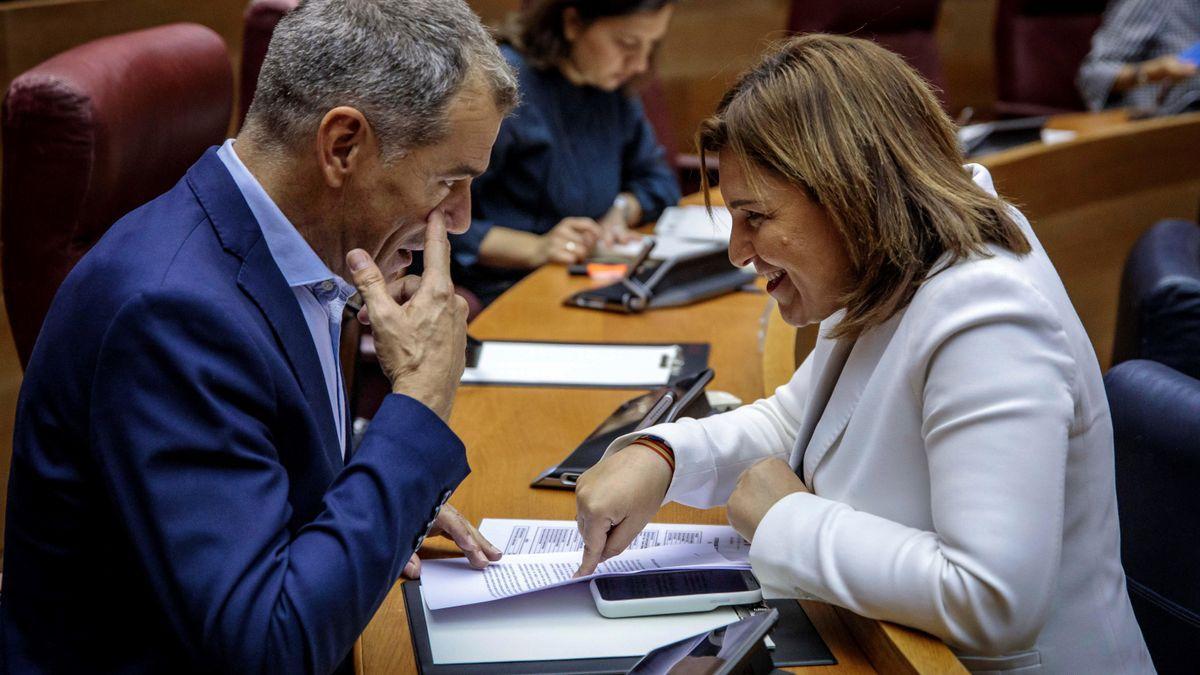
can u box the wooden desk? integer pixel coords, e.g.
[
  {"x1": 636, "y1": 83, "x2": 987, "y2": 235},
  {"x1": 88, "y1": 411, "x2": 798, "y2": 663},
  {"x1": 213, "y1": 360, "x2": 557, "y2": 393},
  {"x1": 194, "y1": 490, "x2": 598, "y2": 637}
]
[{"x1": 355, "y1": 266, "x2": 965, "y2": 674}]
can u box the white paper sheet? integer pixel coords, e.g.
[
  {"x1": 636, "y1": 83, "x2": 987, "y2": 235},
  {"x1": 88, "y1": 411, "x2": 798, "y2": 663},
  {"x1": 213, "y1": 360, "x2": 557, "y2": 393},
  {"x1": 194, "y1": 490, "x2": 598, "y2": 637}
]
[
  {"x1": 654, "y1": 206, "x2": 733, "y2": 242},
  {"x1": 648, "y1": 237, "x2": 725, "y2": 261},
  {"x1": 479, "y1": 518, "x2": 749, "y2": 557},
  {"x1": 421, "y1": 542, "x2": 750, "y2": 610},
  {"x1": 461, "y1": 342, "x2": 680, "y2": 387},
  {"x1": 597, "y1": 237, "x2": 724, "y2": 261},
  {"x1": 423, "y1": 582, "x2": 740, "y2": 665}
]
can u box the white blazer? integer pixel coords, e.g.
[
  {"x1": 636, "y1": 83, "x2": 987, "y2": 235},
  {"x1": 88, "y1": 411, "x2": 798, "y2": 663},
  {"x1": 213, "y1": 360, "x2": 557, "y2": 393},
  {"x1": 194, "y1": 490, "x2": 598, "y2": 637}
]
[{"x1": 616, "y1": 166, "x2": 1153, "y2": 673}]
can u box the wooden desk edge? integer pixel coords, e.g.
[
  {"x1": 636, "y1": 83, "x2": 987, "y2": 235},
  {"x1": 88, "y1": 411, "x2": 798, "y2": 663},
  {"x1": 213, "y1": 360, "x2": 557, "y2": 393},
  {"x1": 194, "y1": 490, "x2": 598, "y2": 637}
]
[{"x1": 834, "y1": 607, "x2": 967, "y2": 675}]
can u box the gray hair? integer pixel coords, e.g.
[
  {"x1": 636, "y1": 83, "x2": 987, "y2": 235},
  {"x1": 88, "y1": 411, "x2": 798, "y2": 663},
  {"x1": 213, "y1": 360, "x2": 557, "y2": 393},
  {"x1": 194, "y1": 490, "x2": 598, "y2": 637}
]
[{"x1": 245, "y1": 0, "x2": 518, "y2": 156}]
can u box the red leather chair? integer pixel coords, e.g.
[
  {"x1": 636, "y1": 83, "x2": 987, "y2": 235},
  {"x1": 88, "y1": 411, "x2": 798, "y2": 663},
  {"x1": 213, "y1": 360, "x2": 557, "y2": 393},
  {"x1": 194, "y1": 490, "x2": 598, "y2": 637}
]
[
  {"x1": 239, "y1": 0, "x2": 299, "y2": 127},
  {"x1": 788, "y1": 0, "x2": 947, "y2": 106},
  {"x1": 1, "y1": 24, "x2": 233, "y2": 367},
  {"x1": 994, "y1": 0, "x2": 1108, "y2": 117}
]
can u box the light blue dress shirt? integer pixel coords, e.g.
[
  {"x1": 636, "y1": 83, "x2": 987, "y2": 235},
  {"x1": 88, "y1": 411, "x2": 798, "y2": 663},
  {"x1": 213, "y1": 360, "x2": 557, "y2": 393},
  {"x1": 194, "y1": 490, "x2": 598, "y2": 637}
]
[{"x1": 217, "y1": 139, "x2": 357, "y2": 457}]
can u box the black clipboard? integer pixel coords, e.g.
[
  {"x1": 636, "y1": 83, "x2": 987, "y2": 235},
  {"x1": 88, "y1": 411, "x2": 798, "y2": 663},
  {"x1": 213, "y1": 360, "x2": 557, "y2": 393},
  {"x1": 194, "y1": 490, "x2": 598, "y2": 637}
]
[
  {"x1": 460, "y1": 341, "x2": 709, "y2": 389},
  {"x1": 402, "y1": 580, "x2": 836, "y2": 674}
]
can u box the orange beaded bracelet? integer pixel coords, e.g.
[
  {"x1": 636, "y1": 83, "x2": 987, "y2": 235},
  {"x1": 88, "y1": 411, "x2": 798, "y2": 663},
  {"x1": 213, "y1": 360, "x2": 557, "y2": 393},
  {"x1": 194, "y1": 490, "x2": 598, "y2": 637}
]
[{"x1": 629, "y1": 436, "x2": 675, "y2": 474}]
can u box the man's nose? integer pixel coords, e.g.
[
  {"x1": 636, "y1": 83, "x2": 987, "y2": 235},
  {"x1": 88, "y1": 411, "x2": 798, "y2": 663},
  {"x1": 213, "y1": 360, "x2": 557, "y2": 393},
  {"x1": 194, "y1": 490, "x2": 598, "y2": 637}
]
[{"x1": 443, "y1": 189, "x2": 472, "y2": 235}]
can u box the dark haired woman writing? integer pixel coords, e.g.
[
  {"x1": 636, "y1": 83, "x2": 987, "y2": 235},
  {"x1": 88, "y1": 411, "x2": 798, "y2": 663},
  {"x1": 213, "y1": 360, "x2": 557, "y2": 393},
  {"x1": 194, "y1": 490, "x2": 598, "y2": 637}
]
[{"x1": 452, "y1": 0, "x2": 681, "y2": 305}]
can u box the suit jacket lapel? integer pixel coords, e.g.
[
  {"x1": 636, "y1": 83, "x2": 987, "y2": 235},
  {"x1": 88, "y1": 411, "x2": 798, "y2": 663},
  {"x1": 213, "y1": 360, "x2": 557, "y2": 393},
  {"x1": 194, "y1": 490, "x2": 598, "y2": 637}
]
[
  {"x1": 789, "y1": 330, "x2": 853, "y2": 482},
  {"x1": 186, "y1": 149, "x2": 343, "y2": 468},
  {"x1": 791, "y1": 312, "x2": 902, "y2": 486}
]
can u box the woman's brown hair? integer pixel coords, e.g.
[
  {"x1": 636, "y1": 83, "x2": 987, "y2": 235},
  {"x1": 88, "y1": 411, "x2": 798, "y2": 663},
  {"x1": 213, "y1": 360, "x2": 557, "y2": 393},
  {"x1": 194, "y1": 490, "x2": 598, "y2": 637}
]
[
  {"x1": 699, "y1": 34, "x2": 1030, "y2": 339},
  {"x1": 502, "y1": 0, "x2": 676, "y2": 71}
]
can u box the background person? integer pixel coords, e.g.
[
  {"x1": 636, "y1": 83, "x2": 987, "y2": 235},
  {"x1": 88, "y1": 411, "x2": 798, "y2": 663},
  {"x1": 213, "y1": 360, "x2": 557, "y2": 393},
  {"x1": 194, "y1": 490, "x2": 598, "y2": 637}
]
[
  {"x1": 575, "y1": 34, "x2": 1153, "y2": 672},
  {"x1": 1077, "y1": 0, "x2": 1200, "y2": 113},
  {"x1": 451, "y1": 0, "x2": 682, "y2": 306},
  {"x1": 0, "y1": 1, "x2": 517, "y2": 672}
]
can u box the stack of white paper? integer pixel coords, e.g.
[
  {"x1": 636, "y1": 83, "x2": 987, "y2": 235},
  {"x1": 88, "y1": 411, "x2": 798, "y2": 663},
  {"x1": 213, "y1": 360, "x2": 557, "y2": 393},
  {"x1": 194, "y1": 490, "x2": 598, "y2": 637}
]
[
  {"x1": 416, "y1": 519, "x2": 753, "y2": 666},
  {"x1": 654, "y1": 206, "x2": 732, "y2": 243},
  {"x1": 599, "y1": 206, "x2": 733, "y2": 261},
  {"x1": 421, "y1": 582, "x2": 741, "y2": 665}
]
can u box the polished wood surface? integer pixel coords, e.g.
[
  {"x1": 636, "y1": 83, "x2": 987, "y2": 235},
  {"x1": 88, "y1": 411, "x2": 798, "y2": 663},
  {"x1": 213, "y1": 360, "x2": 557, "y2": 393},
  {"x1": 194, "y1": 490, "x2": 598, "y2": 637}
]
[
  {"x1": 980, "y1": 112, "x2": 1200, "y2": 367},
  {"x1": 357, "y1": 258, "x2": 963, "y2": 673}
]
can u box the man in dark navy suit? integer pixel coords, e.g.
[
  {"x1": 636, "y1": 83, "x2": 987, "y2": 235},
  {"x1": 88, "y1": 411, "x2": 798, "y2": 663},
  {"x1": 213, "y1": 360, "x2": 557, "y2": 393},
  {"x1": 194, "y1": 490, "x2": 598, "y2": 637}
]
[{"x1": 0, "y1": 1, "x2": 518, "y2": 672}]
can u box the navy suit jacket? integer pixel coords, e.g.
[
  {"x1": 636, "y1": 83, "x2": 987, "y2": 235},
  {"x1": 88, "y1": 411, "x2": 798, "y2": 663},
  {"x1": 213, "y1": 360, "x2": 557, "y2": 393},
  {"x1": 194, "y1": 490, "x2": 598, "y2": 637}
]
[{"x1": 0, "y1": 149, "x2": 469, "y2": 673}]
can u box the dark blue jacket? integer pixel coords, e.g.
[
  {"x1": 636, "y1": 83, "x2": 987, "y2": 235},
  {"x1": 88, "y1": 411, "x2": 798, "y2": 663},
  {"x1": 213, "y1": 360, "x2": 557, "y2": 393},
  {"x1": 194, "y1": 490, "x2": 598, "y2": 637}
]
[
  {"x1": 0, "y1": 149, "x2": 468, "y2": 673},
  {"x1": 452, "y1": 44, "x2": 682, "y2": 303}
]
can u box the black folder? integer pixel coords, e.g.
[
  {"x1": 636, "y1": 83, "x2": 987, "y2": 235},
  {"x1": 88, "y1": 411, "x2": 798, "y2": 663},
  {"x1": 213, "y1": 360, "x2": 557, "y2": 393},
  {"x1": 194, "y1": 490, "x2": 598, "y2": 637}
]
[
  {"x1": 402, "y1": 580, "x2": 836, "y2": 674},
  {"x1": 565, "y1": 248, "x2": 757, "y2": 313},
  {"x1": 532, "y1": 368, "x2": 715, "y2": 489}
]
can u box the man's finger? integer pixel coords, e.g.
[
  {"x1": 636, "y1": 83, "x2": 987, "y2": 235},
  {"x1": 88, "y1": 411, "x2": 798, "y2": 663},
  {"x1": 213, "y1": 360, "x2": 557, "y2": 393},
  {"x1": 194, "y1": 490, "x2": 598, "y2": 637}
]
[
  {"x1": 387, "y1": 274, "x2": 423, "y2": 305},
  {"x1": 357, "y1": 275, "x2": 421, "y2": 326},
  {"x1": 347, "y1": 249, "x2": 396, "y2": 315},
  {"x1": 402, "y1": 552, "x2": 421, "y2": 579},
  {"x1": 418, "y1": 209, "x2": 453, "y2": 292},
  {"x1": 574, "y1": 514, "x2": 613, "y2": 578},
  {"x1": 437, "y1": 507, "x2": 497, "y2": 569}
]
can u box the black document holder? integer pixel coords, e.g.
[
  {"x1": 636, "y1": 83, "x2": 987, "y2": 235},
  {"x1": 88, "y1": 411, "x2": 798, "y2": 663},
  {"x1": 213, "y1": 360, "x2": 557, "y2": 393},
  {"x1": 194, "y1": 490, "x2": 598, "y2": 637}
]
[
  {"x1": 565, "y1": 248, "x2": 757, "y2": 313},
  {"x1": 532, "y1": 368, "x2": 715, "y2": 490},
  {"x1": 402, "y1": 581, "x2": 836, "y2": 674}
]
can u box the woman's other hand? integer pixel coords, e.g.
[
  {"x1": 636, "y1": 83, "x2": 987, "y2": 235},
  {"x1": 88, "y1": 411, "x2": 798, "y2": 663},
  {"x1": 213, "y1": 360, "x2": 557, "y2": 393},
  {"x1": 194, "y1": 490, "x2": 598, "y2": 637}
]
[
  {"x1": 541, "y1": 217, "x2": 602, "y2": 264},
  {"x1": 599, "y1": 209, "x2": 643, "y2": 247},
  {"x1": 573, "y1": 444, "x2": 673, "y2": 577},
  {"x1": 726, "y1": 457, "x2": 808, "y2": 541}
]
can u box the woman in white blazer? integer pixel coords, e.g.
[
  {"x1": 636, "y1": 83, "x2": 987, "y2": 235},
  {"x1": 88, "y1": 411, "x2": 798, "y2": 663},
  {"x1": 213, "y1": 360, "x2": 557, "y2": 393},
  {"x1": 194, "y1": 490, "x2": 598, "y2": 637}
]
[{"x1": 574, "y1": 35, "x2": 1153, "y2": 673}]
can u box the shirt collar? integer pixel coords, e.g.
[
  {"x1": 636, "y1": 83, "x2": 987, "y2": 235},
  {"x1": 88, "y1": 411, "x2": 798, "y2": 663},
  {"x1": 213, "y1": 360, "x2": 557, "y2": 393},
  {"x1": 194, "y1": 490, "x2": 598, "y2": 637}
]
[{"x1": 216, "y1": 139, "x2": 354, "y2": 300}]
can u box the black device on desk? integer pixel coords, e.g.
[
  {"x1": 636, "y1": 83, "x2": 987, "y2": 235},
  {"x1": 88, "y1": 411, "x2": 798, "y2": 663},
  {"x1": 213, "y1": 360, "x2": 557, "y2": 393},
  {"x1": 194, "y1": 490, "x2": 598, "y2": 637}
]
[
  {"x1": 627, "y1": 609, "x2": 779, "y2": 675},
  {"x1": 532, "y1": 368, "x2": 715, "y2": 489},
  {"x1": 565, "y1": 245, "x2": 756, "y2": 313}
]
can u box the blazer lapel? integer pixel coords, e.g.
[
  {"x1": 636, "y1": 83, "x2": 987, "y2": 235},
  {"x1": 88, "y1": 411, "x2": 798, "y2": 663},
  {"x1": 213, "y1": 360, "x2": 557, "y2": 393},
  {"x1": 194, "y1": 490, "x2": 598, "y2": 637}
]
[
  {"x1": 791, "y1": 312, "x2": 903, "y2": 486},
  {"x1": 186, "y1": 149, "x2": 343, "y2": 468},
  {"x1": 789, "y1": 330, "x2": 853, "y2": 481}
]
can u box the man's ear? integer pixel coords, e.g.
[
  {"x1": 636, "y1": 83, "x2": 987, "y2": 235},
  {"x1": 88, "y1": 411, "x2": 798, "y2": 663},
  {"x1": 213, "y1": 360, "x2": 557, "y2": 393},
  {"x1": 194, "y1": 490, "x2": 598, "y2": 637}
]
[
  {"x1": 316, "y1": 106, "x2": 374, "y2": 189},
  {"x1": 562, "y1": 7, "x2": 582, "y2": 42}
]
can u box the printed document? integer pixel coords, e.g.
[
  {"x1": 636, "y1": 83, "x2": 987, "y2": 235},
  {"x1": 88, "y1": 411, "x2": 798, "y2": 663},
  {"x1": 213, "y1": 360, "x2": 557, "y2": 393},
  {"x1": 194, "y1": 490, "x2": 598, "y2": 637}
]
[
  {"x1": 478, "y1": 518, "x2": 748, "y2": 557},
  {"x1": 421, "y1": 541, "x2": 750, "y2": 610}
]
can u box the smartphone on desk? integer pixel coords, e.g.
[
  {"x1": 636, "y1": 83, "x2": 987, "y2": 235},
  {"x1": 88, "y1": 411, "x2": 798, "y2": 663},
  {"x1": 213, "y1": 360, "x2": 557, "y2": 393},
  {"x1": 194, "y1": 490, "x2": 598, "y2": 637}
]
[{"x1": 590, "y1": 569, "x2": 763, "y2": 619}]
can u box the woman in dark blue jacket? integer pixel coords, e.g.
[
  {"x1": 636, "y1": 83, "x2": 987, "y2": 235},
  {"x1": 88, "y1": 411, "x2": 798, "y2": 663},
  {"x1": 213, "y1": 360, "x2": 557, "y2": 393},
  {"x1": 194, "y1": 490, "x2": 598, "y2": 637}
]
[{"x1": 453, "y1": 0, "x2": 681, "y2": 305}]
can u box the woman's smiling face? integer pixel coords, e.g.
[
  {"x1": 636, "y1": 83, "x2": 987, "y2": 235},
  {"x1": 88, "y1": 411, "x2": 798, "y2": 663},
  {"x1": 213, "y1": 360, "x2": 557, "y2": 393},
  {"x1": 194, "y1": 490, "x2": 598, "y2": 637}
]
[{"x1": 720, "y1": 149, "x2": 854, "y2": 328}]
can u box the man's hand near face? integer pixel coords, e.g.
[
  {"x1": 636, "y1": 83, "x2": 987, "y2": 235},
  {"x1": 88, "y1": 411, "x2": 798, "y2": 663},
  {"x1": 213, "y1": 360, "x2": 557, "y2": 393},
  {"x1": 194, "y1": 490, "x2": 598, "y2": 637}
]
[{"x1": 347, "y1": 209, "x2": 467, "y2": 421}]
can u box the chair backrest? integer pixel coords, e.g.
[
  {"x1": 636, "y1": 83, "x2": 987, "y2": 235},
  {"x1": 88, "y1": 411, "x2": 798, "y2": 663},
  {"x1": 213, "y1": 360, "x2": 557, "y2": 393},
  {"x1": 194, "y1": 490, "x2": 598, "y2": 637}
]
[
  {"x1": 1105, "y1": 359, "x2": 1200, "y2": 673},
  {"x1": 239, "y1": 0, "x2": 299, "y2": 127},
  {"x1": 1112, "y1": 219, "x2": 1200, "y2": 378},
  {"x1": 1, "y1": 23, "x2": 233, "y2": 367},
  {"x1": 994, "y1": 0, "x2": 1107, "y2": 116},
  {"x1": 787, "y1": 0, "x2": 946, "y2": 103},
  {"x1": 979, "y1": 112, "x2": 1200, "y2": 368}
]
